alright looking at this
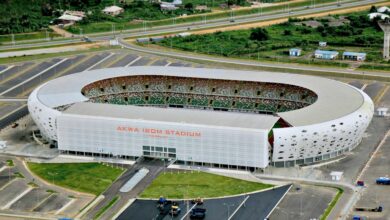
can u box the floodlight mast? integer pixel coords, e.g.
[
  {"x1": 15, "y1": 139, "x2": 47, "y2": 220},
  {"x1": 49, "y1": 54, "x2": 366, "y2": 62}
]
[{"x1": 378, "y1": 19, "x2": 390, "y2": 60}]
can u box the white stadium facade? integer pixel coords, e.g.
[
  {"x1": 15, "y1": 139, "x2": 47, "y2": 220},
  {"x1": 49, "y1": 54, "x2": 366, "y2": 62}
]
[{"x1": 28, "y1": 67, "x2": 374, "y2": 169}]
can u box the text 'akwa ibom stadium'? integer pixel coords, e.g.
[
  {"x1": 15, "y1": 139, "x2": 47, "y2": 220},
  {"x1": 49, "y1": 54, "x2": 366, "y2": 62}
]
[{"x1": 28, "y1": 67, "x2": 373, "y2": 169}]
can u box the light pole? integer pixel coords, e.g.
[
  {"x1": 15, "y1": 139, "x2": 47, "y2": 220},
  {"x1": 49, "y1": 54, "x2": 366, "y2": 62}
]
[
  {"x1": 112, "y1": 23, "x2": 116, "y2": 37},
  {"x1": 11, "y1": 33, "x2": 15, "y2": 46},
  {"x1": 223, "y1": 203, "x2": 234, "y2": 219}
]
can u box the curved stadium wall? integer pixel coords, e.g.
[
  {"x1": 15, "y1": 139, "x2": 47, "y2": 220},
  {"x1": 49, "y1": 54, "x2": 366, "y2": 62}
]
[{"x1": 28, "y1": 67, "x2": 374, "y2": 168}]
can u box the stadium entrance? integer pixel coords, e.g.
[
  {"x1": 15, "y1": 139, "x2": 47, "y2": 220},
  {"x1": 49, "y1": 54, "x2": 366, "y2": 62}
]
[{"x1": 142, "y1": 146, "x2": 176, "y2": 159}]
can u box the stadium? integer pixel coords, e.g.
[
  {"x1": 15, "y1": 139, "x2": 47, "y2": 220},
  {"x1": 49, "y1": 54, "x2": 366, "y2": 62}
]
[{"x1": 28, "y1": 67, "x2": 374, "y2": 169}]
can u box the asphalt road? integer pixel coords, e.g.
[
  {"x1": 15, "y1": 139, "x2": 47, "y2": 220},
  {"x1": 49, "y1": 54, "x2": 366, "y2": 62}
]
[
  {"x1": 0, "y1": 0, "x2": 385, "y2": 51},
  {"x1": 119, "y1": 40, "x2": 390, "y2": 79},
  {"x1": 364, "y1": 82, "x2": 385, "y2": 100},
  {"x1": 0, "y1": 105, "x2": 28, "y2": 130}
]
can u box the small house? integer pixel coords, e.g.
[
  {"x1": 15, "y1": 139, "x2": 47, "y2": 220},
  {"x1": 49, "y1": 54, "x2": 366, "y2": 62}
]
[
  {"x1": 319, "y1": 41, "x2": 327, "y2": 47},
  {"x1": 330, "y1": 171, "x2": 343, "y2": 181},
  {"x1": 57, "y1": 14, "x2": 83, "y2": 26},
  {"x1": 160, "y1": 3, "x2": 178, "y2": 11},
  {"x1": 102, "y1": 6, "x2": 124, "y2": 16},
  {"x1": 289, "y1": 48, "x2": 302, "y2": 57},
  {"x1": 342, "y1": 52, "x2": 366, "y2": 61},
  {"x1": 314, "y1": 50, "x2": 339, "y2": 60}
]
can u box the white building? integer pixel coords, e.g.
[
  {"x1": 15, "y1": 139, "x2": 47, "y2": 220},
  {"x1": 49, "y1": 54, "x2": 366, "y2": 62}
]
[
  {"x1": 102, "y1": 6, "x2": 124, "y2": 16},
  {"x1": 28, "y1": 67, "x2": 374, "y2": 169},
  {"x1": 378, "y1": 6, "x2": 390, "y2": 13},
  {"x1": 289, "y1": 48, "x2": 301, "y2": 56},
  {"x1": 314, "y1": 50, "x2": 339, "y2": 60},
  {"x1": 368, "y1": 12, "x2": 390, "y2": 20}
]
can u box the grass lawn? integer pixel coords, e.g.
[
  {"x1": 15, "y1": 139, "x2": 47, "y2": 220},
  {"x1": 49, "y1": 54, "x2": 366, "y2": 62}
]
[
  {"x1": 27, "y1": 163, "x2": 124, "y2": 195},
  {"x1": 140, "y1": 171, "x2": 273, "y2": 199},
  {"x1": 320, "y1": 187, "x2": 343, "y2": 220}
]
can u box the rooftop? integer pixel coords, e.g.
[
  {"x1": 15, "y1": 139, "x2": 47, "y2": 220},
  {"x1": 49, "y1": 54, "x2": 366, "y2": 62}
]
[
  {"x1": 315, "y1": 50, "x2": 339, "y2": 55},
  {"x1": 102, "y1": 5, "x2": 123, "y2": 13},
  {"x1": 64, "y1": 102, "x2": 280, "y2": 131},
  {"x1": 343, "y1": 52, "x2": 366, "y2": 56}
]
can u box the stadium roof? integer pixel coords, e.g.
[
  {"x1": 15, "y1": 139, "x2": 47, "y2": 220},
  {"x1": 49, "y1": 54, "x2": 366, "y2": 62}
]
[
  {"x1": 63, "y1": 102, "x2": 280, "y2": 131},
  {"x1": 36, "y1": 66, "x2": 365, "y2": 127}
]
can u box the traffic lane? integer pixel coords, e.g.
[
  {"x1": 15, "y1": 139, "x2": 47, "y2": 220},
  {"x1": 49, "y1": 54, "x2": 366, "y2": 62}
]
[
  {"x1": 379, "y1": 87, "x2": 390, "y2": 107},
  {"x1": 109, "y1": 54, "x2": 139, "y2": 67},
  {"x1": 0, "y1": 102, "x2": 24, "y2": 117},
  {"x1": 3, "y1": 55, "x2": 84, "y2": 97},
  {"x1": 0, "y1": 62, "x2": 34, "y2": 84},
  {"x1": 232, "y1": 185, "x2": 291, "y2": 220},
  {"x1": 0, "y1": 0, "x2": 383, "y2": 51},
  {"x1": 364, "y1": 82, "x2": 384, "y2": 100},
  {"x1": 270, "y1": 184, "x2": 336, "y2": 220},
  {"x1": 0, "y1": 66, "x2": 6, "y2": 71},
  {"x1": 0, "y1": 105, "x2": 27, "y2": 130},
  {"x1": 0, "y1": 58, "x2": 62, "y2": 93},
  {"x1": 129, "y1": 57, "x2": 151, "y2": 66},
  {"x1": 90, "y1": 53, "x2": 122, "y2": 70},
  {"x1": 351, "y1": 135, "x2": 390, "y2": 220},
  {"x1": 349, "y1": 81, "x2": 364, "y2": 90}
]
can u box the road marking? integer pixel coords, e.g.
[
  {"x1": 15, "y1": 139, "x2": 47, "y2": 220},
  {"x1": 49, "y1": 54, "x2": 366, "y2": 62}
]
[
  {"x1": 228, "y1": 195, "x2": 250, "y2": 220},
  {"x1": 0, "y1": 98, "x2": 27, "y2": 102},
  {"x1": 0, "y1": 65, "x2": 14, "y2": 76},
  {"x1": 75, "y1": 195, "x2": 105, "y2": 219},
  {"x1": 0, "y1": 59, "x2": 68, "y2": 96},
  {"x1": 0, "y1": 166, "x2": 7, "y2": 173},
  {"x1": 83, "y1": 53, "x2": 114, "y2": 71},
  {"x1": 55, "y1": 198, "x2": 76, "y2": 215},
  {"x1": 374, "y1": 86, "x2": 389, "y2": 104},
  {"x1": 31, "y1": 194, "x2": 53, "y2": 212},
  {"x1": 125, "y1": 56, "x2": 142, "y2": 67},
  {"x1": 0, "y1": 63, "x2": 38, "y2": 85},
  {"x1": 164, "y1": 62, "x2": 172, "y2": 67},
  {"x1": 2, "y1": 187, "x2": 33, "y2": 210},
  {"x1": 361, "y1": 84, "x2": 368, "y2": 90},
  {"x1": 180, "y1": 203, "x2": 198, "y2": 220}
]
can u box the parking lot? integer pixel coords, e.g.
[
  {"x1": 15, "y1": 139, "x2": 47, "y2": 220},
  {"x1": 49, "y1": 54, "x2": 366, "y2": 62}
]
[
  {"x1": 117, "y1": 184, "x2": 291, "y2": 220},
  {"x1": 0, "y1": 156, "x2": 93, "y2": 219}
]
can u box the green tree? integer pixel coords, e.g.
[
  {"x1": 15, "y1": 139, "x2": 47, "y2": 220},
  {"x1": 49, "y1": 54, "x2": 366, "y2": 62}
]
[
  {"x1": 369, "y1": 5, "x2": 377, "y2": 13},
  {"x1": 249, "y1": 28, "x2": 269, "y2": 41},
  {"x1": 184, "y1": 3, "x2": 194, "y2": 11}
]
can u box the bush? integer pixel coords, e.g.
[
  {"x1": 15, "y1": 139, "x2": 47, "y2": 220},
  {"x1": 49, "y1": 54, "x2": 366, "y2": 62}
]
[{"x1": 283, "y1": 30, "x2": 292, "y2": 36}]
